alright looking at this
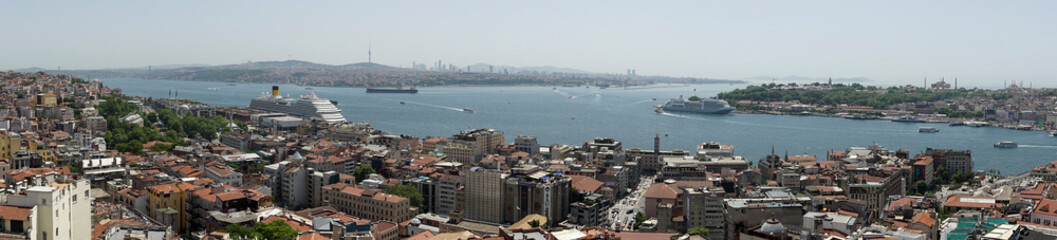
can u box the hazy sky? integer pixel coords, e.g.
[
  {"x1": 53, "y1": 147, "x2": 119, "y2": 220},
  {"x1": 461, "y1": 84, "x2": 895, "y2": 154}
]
[{"x1": 3, "y1": 1, "x2": 1055, "y2": 87}]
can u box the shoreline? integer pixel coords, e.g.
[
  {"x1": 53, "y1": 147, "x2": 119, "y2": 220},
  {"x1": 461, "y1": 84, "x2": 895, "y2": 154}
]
[
  {"x1": 97, "y1": 76, "x2": 748, "y2": 89},
  {"x1": 730, "y1": 110, "x2": 1056, "y2": 134}
]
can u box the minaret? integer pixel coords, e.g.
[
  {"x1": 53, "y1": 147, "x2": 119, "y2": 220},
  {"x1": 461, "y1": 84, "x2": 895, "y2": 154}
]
[
  {"x1": 653, "y1": 132, "x2": 660, "y2": 155},
  {"x1": 368, "y1": 43, "x2": 372, "y2": 63},
  {"x1": 955, "y1": 78, "x2": 958, "y2": 89}
]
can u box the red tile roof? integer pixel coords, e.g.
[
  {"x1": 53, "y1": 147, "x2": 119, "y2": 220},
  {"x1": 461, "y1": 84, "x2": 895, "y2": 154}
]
[
  {"x1": 0, "y1": 205, "x2": 33, "y2": 220},
  {"x1": 569, "y1": 175, "x2": 604, "y2": 194}
]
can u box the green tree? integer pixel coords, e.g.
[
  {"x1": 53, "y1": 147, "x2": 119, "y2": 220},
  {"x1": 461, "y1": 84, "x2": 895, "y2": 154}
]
[
  {"x1": 687, "y1": 95, "x2": 703, "y2": 101},
  {"x1": 633, "y1": 212, "x2": 647, "y2": 229},
  {"x1": 256, "y1": 220, "x2": 299, "y2": 239},
  {"x1": 221, "y1": 223, "x2": 261, "y2": 239},
  {"x1": 353, "y1": 165, "x2": 376, "y2": 183},
  {"x1": 909, "y1": 180, "x2": 928, "y2": 196},
  {"x1": 384, "y1": 184, "x2": 424, "y2": 208},
  {"x1": 936, "y1": 166, "x2": 950, "y2": 184},
  {"x1": 570, "y1": 187, "x2": 584, "y2": 203},
  {"x1": 688, "y1": 227, "x2": 709, "y2": 236}
]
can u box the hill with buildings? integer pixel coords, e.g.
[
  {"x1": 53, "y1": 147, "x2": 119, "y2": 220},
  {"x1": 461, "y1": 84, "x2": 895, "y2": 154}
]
[{"x1": 16, "y1": 60, "x2": 744, "y2": 88}]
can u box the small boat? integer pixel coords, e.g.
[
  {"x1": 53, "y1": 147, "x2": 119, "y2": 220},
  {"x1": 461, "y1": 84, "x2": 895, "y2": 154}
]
[
  {"x1": 994, "y1": 141, "x2": 1018, "y2": 148},
  {"x1": 652, "y1": 98, "x2": 657, "y2": 101},
  {"x1": 919, "y1": 127, "x2": 939, "y2": 133},
  {"x1": 399, "y1": 101, "x2": 405, "y2": 105},
  {"x1": 462, "y1": 108, "x2": 474, "y2": 113},
  {"x1": 654, "y1": 108, "x2": 663, "y2": 114},
  {"x1": 965, "y1": 121, "x2": 988, "y2": 127},
  {"x1": 305, "y1": 87, "x2": 313, "y2": 90},
  {"x1": 207, "y1": 87, "x2": 220, "y2": 90},
  {"x1": 1050, "y1": 130, "x2": 1057, "y2": 137}
]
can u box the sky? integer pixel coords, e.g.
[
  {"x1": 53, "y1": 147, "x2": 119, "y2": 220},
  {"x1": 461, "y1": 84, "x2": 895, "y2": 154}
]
[{"x1": 2, "y1": 1, "x2": 1055, "y2": 88}]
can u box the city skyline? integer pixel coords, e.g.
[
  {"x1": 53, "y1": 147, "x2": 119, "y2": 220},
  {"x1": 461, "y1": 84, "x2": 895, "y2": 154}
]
[{"x1": 2, "y1": 1, "x2": 1056, "y2": 87}]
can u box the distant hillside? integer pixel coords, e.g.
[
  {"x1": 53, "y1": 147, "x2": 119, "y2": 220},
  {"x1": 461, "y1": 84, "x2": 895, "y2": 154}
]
[{"x1": 14, "y1": 60, "x2": 745, "y2": 87}]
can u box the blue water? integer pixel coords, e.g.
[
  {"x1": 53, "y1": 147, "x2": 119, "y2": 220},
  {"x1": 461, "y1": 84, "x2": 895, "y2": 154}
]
[{"x1": 102, "y1": 78, "x2": 1057, "y2": 175}]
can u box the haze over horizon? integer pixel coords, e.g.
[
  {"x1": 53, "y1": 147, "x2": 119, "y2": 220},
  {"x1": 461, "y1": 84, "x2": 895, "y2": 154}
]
[{"x1": 2, "y1": 1, "x2": 1055, "y2": 88}]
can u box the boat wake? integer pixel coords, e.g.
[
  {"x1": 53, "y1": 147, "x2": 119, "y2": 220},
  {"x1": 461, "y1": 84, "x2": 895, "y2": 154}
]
[
  {"x1": 623, "y1": 85, "x2": 691, "y2": 90},
  {"x1": 569, "y1": 93, "x2": 596, "y2": 99},
  {"x1": 553, "y1": 90, "x2": 572, "y2": 97},
  {"x1": 624, "y1": 99, "x2": 654, "y2": 106},
  {"x1": 1018, "y1": 144, "x2": 1057, "y2": 149},
  {"x1": 401, "y1": 100, "x2": 464, "y2": 112}
]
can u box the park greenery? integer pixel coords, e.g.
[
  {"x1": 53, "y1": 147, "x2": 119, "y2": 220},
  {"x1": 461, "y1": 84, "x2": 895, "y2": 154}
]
[
  {"x1": 219, "y1": 220, "x2": 299, "y2": 239},
  {"x1": 716, "y1": 82, "x2": 973, "y2": 109},
  {"x1": 352, "y1": 165, "x2": 376, "y2": 183},
  {"x1": 384, "y1": 184, "x2": 425, "y2": 208},
  {"x1": 99, "y1": 95, "x2": 231, "y2": 156}
]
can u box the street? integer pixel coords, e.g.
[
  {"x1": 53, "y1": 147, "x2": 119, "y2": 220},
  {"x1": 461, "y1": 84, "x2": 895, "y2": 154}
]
[{"x1": 606, "y1": 176, "x2": 654, "y2": 231}]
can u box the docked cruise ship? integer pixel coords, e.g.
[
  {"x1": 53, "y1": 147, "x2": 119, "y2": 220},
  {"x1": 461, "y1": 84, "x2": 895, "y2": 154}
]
[
  {"x1": 249, "y1": 86, "x2": 347, "y2": 124},
  {"x1": 660, "y1": 96, "x2": 735, "y2": 114}
]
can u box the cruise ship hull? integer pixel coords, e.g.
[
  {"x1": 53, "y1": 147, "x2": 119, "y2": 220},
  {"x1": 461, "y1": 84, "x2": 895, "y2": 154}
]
[
  {"x1": 249, "y1": 86, "x2": 347, "y2": 124},
  {"x1": 661, "y1": 106, "x2": 735, "y2": 114},
  {"x1": 660, "y1": 97, "x2": 735, "y2": 114}
]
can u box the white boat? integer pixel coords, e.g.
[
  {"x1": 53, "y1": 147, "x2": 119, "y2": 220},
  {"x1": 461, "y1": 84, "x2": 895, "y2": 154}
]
[
  {"x1": 994, "y1": 141, "x2": 1017, "y2": 148},
  {"x1": 1050, "y1": 130, "x2": 1056, "y2": 137},
  {"x1": 965, "y1": 121, "x2": 989, "y2": 127},
  {"x1": 919, "y1": 127, "x2": 939, "y2": 133}
]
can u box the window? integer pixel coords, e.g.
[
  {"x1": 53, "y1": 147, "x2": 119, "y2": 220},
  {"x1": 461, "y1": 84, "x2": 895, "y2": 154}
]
[{"x1": 1047, "y1": 220, "x2": 1052, "y2": 226}]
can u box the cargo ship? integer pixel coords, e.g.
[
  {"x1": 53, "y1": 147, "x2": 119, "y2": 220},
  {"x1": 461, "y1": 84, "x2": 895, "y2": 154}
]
[{"x1": 365, "y1": 86, "x2": 418, "y2": 94}]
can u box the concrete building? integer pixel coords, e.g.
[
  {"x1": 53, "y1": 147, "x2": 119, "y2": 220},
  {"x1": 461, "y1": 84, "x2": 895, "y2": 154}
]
[
  {"x1": 0, "y1": 205, "x2": 36, "y2": 239},
  {"x1": 147, "y1": 182, "x2": 197, "y2": 234},
  {"x1": 847, "y1": 169, "x2": 906, "y2": 220},
  {"x1": 684, "y1": 187, "x2": 726, "y2": 240},
  {"x1": 307, "y1": 168, "x2": 343, "y2": 208},
  {"x1": 320, "y1": 183, "x2": 415, "y2": 223},
  {"x1": 724, "y1": 199, "x2": 804, "y2": 240},
  {"x1": 86, "y1": 116, "x2": 107, "y2": 133},
  {"x1": 502, "y1": 166, "x2": 572, "y2": 224},
  {"x1": 464, "y1": 167, "x2": 505, "y2": 224},
  {"x1": 263, "y1": 160, "x2": 308, "y2": 209},
  {"x1": 803, "y1": 211, "x2": 858, "y2": 236},
  {"x1": 1028, "y1": 198, "x2": 1057, "y2": 227},
  {"x1": 513, "y1": 135, "x2": 539, "y2": 156},
  {"x1": 3, "y1": 178, "x2": 92, "y2": 240},
  {"x1": 925, "y1": 148, "x2": 973, "y2": 174},
  {"x1": 569, "y1": 194, "x2": 611, "y2": 227},
  {"x1": 204, "y1": 164, "x2": 243, "y2": 187},
  {"x1": 435, "y1": 174, "x2": 461, "y2": 217},
  {"x1": 220, "y1": 131, "x2": 253, "y2": 151}
]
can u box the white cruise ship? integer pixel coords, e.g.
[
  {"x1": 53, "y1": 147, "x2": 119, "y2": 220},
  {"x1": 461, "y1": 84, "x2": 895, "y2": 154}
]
[{"x1": 249, "y1": 86, "x2": 346, "y2": 124}]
